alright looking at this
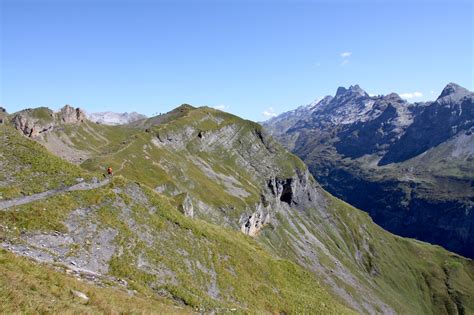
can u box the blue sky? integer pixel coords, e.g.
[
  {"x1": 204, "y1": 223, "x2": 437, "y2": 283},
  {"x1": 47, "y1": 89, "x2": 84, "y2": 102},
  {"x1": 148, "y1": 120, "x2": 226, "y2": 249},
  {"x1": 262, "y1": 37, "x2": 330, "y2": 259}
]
[{"x1": 1, "y1": 0, "x2": 472, "y2": 121}]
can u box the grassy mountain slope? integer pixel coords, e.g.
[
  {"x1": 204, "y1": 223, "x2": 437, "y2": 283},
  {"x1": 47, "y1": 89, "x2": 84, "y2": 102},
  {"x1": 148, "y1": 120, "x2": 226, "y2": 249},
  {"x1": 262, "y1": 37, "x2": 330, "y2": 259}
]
[
  {"x1": 0, "y1": 123, "x2": 350, "y2": 314},
  {"x1": 260, "y1": 192, "x2": 474, "y2": 314},
  {"x1": 0, "y1": 249, "x2": 189, "y2": 314},
  {"x1": 3, "y1": 106, "x2": 474, "y2": 314},
  {"x1": 0, "y1": 126, "x2": 96, "y2": 200}
]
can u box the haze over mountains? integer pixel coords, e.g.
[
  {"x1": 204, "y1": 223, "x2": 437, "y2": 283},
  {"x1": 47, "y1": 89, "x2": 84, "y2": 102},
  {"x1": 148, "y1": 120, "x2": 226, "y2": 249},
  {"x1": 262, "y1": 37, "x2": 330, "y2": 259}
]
[
  {"x1": 263, "y1": 83, "x2": 474, "y2": 258},
  {"x1": 1, "y1": 100, "x2": 473, "y2": 314}
]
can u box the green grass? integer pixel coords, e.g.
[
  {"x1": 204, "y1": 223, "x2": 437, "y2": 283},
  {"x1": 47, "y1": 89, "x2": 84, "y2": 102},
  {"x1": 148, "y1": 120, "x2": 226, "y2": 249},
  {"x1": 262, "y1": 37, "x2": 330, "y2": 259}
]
[
  {"x1": 59, "y1": 120, "x2": 139, "y2": 156},
  {"x1": 0, "y1": 249, "x2": 191, "y2": 314},
  {"x1": 1, "y1": 175, "x2": 353, "y2": 314},
  {"x1": 0, "y1": 125, "x2": 97, "y2": 199},
  {"x1": 257, "y1": 189, "x2": 474, "y2": 314},
  {"x1": 28, "y1": 107, "x2": 55, "y2": 123},
  {"x1": 321, "y1": 194, "x2": 474, "y2": 314}
]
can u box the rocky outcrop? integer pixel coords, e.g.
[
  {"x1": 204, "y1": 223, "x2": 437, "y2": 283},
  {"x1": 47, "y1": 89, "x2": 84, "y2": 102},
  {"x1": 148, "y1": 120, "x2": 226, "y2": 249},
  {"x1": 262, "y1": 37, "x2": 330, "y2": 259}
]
[
  {"x1": 71, "y1": 290, "x2": 89, "y2": 302},
  {"x1": 178, "y1": 193, "x2": 194, "y2": 217},
  {"x1": 239, "y1": 169, "x2": 325, "y2": 236},
  {"x1": 267, "y1": 169, "x2": 323, "y2": 210},
  {"x1": 12, "y1": 109, "x2": 55, "y2": 137},
  {"x1": 240, "y1": 204, "x2": 270, "y2": 236},
  {"x1": 58, "y1": 105, "x2": 86, "y2": 124},
  {"x1": 12, "y1": 105, "x2": 86, "y2": 137}
]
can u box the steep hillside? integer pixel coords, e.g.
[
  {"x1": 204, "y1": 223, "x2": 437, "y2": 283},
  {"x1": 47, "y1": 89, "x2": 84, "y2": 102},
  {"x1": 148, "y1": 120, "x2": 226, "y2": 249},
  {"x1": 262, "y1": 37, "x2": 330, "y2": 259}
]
[
  {"x1": 264, "y1": 83, "x2": 474, "y2": 259},
  {"x1": 0, "y1": 249, "x2": 190, "y2": 314},
  {"x1": 7, "y1": 105, "x2": 474, "y2": 314},
  {"x1": 0, "y1": 124, "x2": 351, "y2": 314}
]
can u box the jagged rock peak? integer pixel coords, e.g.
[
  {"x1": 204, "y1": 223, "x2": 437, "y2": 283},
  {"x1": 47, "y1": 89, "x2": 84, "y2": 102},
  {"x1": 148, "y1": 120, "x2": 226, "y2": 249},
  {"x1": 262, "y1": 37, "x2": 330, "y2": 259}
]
[
  {"x1": 384, "y1": 92, "x2": 405, "y2": 102},
  {"x1": 438, "y1": 82, "x2": 471, "y2": 99},
  {"x1": 58, "y1": 105, "x2": 86, "y2": 124},
  {"x1": 335, "y1": 86, "x2": 348, "y2": 96},
  {"x1": 349, "y1": 84, "x2": 366, "y2": 94},
  {"x1": 335, "y1": 84, "x2": 368, "y2": 98}
]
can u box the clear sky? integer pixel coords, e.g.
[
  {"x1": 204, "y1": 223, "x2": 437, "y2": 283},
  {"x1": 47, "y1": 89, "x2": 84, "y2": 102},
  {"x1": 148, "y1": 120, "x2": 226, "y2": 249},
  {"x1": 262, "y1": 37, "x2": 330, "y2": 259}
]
[{"x1": 1, "y1": 0, "x2": 473, "y2": 121}]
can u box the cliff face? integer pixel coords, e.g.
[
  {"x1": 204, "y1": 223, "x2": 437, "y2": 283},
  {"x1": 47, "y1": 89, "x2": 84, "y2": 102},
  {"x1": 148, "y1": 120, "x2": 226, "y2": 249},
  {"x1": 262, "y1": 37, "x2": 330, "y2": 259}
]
[
  {"x1": 8, "y1": 105, "x2": 473, "y2": 314},
  {"x1": 264, "y1": 83, "x2": 474, "y2": 259},
  {"x1": 59, "y1": 105, "x2": 86, "y2": 124}
]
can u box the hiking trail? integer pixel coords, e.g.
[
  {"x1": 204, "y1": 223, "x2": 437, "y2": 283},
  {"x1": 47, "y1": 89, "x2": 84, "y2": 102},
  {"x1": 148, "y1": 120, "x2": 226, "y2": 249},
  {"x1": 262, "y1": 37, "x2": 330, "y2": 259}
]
[{"x1": 0, "y1": 178, "x2": 110, "y2": 210}]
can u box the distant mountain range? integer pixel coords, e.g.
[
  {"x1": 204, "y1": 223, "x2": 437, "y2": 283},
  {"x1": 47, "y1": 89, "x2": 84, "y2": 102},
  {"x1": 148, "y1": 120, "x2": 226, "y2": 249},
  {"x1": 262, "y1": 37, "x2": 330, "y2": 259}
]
[
  {"x1": 263, "y1": 83, "x2": 474, "y2": 258},
  {"x1": 86, "y1": 111, "x2": 146, "y2": 125}
]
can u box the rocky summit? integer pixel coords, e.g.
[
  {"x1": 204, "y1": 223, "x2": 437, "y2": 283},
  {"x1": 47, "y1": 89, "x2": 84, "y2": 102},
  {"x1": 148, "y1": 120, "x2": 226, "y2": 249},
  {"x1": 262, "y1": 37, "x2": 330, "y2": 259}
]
[
  {"x1": 263, "y1": 83, "x2": 474, "y2": 259},
  {"x1": 0, "y1": 104, "x2": 473, "y2": 314}
]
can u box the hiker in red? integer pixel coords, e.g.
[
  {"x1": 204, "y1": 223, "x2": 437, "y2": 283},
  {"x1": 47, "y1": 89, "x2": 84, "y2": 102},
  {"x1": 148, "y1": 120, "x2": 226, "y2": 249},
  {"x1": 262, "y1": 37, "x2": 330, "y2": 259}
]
[{"x1": 107, "y1": 167, "x2": 113, "y2": 176}]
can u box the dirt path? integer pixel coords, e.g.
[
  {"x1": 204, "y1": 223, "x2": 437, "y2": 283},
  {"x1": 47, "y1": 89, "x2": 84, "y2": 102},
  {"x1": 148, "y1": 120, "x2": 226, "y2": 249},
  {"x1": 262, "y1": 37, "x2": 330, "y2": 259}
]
[
  {"x1": 117, "y1": 159, "x2": 130, "y2": 172},
  {"x1": 0, "y1": 179, "x2": 110, "y2": 211}
]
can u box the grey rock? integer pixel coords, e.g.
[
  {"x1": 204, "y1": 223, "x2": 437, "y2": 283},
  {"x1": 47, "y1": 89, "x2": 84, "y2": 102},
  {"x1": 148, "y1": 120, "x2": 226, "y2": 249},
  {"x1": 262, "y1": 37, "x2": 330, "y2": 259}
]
[
  {"x1": 179, "y1": 193, "x2": 194, "y2": 217},
  {"x1": 71, "y1": 289, "x2": 89, "y2": 301}
]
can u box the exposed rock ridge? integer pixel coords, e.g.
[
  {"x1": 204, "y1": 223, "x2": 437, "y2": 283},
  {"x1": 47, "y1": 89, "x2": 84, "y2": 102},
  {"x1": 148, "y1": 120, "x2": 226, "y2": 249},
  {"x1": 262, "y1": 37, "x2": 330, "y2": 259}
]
[{"x1": 59, "y1": 105, "x2": 86, "y2": 124}]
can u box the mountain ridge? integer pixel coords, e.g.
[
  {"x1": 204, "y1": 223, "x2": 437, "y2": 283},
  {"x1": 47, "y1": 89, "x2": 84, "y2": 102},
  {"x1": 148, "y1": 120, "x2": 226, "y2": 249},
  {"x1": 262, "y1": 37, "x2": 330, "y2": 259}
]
[{"x1": 263, "y1": 82, "x2": 474, "y2": 258}]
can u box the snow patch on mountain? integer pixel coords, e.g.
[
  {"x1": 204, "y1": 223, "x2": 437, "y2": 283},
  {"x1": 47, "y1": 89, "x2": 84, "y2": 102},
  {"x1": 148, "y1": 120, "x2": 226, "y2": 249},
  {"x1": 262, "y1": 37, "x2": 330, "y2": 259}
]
[{"x1": 86, "y1": 111, "x2": 147, "y2": 125}]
